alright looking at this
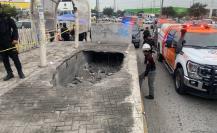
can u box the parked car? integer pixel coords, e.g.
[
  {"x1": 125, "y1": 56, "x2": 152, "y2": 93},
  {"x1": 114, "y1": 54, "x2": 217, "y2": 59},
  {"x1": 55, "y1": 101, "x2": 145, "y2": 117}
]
[
  {"x1": 202, "y1": 19, "x2": 216, "y2": 24},
  {"x1": 132, "y1": 24, "x2": 142, "y2": 48},
  {"x1": 144, "y1": 19, "x2": 154, "y2": 24},
  {"x1": 117, "y1": 17, "x2": 122, "y2": 22},
  {"x1": 16, "y1": 20, "x2": 31, "y2": 29}
]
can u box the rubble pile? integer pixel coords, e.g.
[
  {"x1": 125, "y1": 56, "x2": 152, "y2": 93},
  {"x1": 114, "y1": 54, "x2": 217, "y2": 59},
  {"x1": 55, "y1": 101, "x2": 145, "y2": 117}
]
[{"x1": 65, "y1": 62, "x2": 121, "y2": 87}]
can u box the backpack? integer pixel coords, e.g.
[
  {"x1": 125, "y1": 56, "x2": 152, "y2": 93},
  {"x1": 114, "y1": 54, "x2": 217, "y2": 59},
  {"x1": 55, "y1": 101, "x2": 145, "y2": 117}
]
[{"x1": 0, "y1": 16, "x2": 10, "y2": 35}]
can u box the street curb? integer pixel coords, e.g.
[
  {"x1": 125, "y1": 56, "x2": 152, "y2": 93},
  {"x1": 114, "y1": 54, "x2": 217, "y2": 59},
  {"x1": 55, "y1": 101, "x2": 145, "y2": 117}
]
[{"x1": 127, "y1": 44, "x2": 148, "y2": 133}]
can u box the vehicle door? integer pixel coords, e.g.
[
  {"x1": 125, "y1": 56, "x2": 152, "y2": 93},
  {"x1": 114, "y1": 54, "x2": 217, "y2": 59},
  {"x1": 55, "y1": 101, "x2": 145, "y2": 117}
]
[{"x1": 164, "y1": 29, "x2": 177, "y2": 68}]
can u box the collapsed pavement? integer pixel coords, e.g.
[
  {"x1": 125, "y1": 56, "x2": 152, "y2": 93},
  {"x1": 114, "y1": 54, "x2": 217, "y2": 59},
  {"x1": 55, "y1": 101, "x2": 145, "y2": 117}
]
[{"x1": 0, "y1": 42, "x2": 145, "y2": 133}]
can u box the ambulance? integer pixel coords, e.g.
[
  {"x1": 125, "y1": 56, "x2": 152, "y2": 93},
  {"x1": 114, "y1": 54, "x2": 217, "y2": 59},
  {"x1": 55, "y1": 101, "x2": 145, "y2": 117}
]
[{"x1": 158, "y1": 24, "x2": 217, "y2": 98}]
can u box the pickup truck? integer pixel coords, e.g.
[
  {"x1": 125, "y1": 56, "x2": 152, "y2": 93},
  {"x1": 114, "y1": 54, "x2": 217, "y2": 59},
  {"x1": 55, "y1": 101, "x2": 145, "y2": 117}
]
[{"x1": 157, "y1": 24, "x2": 217, "y2": 98}]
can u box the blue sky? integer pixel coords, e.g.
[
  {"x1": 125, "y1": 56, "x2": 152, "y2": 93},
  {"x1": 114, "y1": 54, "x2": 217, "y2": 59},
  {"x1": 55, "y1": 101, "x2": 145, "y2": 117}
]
[{"x1": 89, "y1": 0, "x2": 217, "y2": 10}]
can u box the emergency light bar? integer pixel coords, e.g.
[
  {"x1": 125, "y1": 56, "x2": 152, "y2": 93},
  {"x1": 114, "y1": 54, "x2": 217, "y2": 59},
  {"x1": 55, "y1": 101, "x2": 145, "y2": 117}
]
[{"x1": 182, "y1": 24, "x2": 210, "y2": 29}]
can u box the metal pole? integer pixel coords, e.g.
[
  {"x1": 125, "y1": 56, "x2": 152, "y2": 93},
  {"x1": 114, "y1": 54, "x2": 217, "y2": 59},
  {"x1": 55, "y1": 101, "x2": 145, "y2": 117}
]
[
  {"x1": 209, "y1": 0, "x2": 214, "y2": 18},
  {"x1": 96, "y1": 0, "x2": 99, "y2": 23},
  {"x1": 87, "y1": 1, "x2": 91, "y2": 42},
  {"x1": 160, "y1": 0, "x2": 164, "y2": 15},
  {"x1": 114, "y1": 0, "x2": 116, "y2": 12},
  {"x1": 36, "y1": 0, "x2": 47, "y2": 67},
  {"x1": 75, "y1": 10, "x2": 79, "y2": 48},
  {"x1": 153, "y1": 0, "x2": 156, "y2": 14}
]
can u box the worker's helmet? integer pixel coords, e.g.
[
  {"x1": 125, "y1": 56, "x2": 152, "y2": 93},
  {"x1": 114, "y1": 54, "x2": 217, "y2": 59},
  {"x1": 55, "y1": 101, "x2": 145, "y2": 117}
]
[{"x1": 142, "y1": 43, "x2": 151, "y2": 51}]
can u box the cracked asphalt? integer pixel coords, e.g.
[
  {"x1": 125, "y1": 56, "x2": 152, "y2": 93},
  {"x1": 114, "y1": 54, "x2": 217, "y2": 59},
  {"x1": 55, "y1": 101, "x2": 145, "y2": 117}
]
[{"x1": 137, "y1": 48, "x2": 217, "y2": 133}]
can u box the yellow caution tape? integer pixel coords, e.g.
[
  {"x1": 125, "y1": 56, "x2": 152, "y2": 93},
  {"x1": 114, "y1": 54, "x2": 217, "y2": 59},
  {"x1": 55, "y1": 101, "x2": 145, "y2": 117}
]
[{"x1": 0, "y1": 29, "x2": 71, "y2": 53}]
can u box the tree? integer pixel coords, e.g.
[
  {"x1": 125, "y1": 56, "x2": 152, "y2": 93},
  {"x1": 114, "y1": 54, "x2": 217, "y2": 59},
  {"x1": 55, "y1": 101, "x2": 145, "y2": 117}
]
[
  {"x1": 103, "y1": 7, "x2": 114, "y2": 17},
  {"x1": 0, "y1": 4, "x2": 18, "y2": 17},
  {"x1": 116, "y1": 10, "x2": 125, "y2": 17},
  {"x1": 188, "y1": 2, "x2": 208, "y2": 18},
  {"x1": 91, "y1": 9, "x2": 97, "y2": 14},
  {"x1": 177, "y1": 11, "x2": 188, "y2": 18},
  {"x1": 162, "y1": 7, "x2": 176, "y2": 17}
]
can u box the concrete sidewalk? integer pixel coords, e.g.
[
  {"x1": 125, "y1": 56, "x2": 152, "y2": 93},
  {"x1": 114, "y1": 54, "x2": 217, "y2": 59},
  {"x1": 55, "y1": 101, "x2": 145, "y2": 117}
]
[
  {"x1": 0, "y1": 42, "x2": 145, "y2": 133},
  {"x1": 0, "y1": 42, "x2": 76, "y2": 97}
]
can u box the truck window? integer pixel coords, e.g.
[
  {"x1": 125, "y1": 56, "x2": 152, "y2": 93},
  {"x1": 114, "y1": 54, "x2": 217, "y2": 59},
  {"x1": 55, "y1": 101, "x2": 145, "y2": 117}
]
[{"x1": 183, "y1": 33, "x2": 217, "y2": 47}]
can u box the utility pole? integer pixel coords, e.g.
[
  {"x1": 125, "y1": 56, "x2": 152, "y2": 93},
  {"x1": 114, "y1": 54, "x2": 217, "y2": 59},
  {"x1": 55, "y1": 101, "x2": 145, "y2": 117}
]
[
  {"x1": 153, "y1": 0, "x2": 156, "y2": 14},
  {"x1": 74, "y1": 6, "x2": 79, "y2": 48},
  {"x1": 209, "y1": 0, "x2": 214, "y2": 18},
  {"x1": 36, "y1": 0, "x2": 47, "y2": 67},
  {"x1": 160, "y1": 0, "x2": 164, "y2": 16},
  {"x1": 96, "y1": 0, "x2": 99, "y2": 23},
  {"x1": 114, "y1": 0, "x2": 116, "y2": 12}
]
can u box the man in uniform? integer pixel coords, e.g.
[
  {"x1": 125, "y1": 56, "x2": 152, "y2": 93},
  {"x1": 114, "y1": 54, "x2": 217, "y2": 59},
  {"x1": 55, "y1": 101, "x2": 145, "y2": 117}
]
[{"x1": 0, "y1": 4, "x2": 25, "y2": 81}]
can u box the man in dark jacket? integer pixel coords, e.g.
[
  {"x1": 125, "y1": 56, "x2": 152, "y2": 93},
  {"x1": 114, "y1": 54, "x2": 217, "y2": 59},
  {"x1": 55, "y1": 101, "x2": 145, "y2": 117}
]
[
  {"x1": 61, "y1": 23, "x2": 70, "y2": 41},
  {"x1": 0, "y1": 12, "x2": 25, "y2": 81},
  {"x1": 143, "y1": 27, "x2": 151, "y2": 43}
]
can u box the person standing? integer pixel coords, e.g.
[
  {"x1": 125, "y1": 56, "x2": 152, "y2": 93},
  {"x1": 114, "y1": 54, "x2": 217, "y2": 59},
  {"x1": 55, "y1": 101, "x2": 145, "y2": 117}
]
[
  {"x1": 0, "y1": 12, "x2": 25, "y2": 81},
  {"x1": 70, "y1": 24, "x2": 75, "y2": 41},
  {"x1": 143, "y1": 27, "x2": 151, "y2": 44},
  {"x1": 61, "y1": 23, "x2": 70, "y2": 41},
  {"x1": 139, "y1": 43, "x2": 156, "y2": 99}
]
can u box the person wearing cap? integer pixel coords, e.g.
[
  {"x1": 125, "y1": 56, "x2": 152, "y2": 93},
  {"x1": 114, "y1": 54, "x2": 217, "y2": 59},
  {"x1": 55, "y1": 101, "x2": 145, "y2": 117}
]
[
  {"x1": 139, "y1": 43, "x2": 156, "y2": 99},
  {"x1": 0, "y1": 5, "x2": 25, "y2": 81}
]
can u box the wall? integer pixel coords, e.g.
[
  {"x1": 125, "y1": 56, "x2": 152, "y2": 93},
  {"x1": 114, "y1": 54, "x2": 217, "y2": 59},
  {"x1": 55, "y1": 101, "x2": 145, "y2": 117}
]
[{"x1": 54, "y1": 51, "x2": 87, "y2": 86}]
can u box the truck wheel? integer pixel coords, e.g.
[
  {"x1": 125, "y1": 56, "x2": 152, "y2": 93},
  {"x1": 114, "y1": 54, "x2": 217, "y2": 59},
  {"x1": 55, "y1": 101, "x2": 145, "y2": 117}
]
[
  {"x1": 157, "y1": 44, "x2": 163, "y2": 62},
  {"x1": 174, "y1": 68, "x2": 186, "y2": 94}
]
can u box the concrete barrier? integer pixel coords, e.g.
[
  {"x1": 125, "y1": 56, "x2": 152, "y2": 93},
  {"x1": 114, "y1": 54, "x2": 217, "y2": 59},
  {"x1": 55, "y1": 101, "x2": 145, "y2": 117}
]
[{"x1": 91, "y1": 23, "x2": 132, "y2": 44}]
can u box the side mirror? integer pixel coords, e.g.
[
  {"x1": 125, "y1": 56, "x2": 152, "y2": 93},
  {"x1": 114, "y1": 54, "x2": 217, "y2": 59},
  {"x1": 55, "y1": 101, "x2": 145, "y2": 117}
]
[{"x1": 182, "y1": 40, "x2": 186, "y2": 45}]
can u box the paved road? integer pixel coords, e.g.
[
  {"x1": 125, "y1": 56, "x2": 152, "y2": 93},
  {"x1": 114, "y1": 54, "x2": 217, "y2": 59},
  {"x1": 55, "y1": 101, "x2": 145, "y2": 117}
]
[{"x1": 136, "y1": 49, "x2": 217, "y2": 133}]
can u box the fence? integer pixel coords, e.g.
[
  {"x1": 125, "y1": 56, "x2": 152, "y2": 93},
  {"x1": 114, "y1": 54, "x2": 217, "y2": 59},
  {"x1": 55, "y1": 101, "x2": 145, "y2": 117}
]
[{"x1": 17, "y1": 28, "x2": 39, "y2": 53}]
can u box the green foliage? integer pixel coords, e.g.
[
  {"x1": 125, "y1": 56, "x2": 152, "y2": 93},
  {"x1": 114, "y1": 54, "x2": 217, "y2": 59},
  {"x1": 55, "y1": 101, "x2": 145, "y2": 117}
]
[
  {"x1": 103, "y1": 7, "x2": 114, "y2": 17},
  {"x1": 188, "y1": 2, "x2": 208, "y2": 18},
  {"x1": 0, "y1": 4, "x2": 18, "y2": 17},
  {"x1": 116, "y1": 10, "x2": 125, "y2": 17},
  {"x1": 91, "y1": 9, "x2": 97, "y2": 14},
  {"x1": 177, "y1": 11, "x2": 188, "y2": 18},
  {"x1": 162, "y1": 7, "x2": 177, "y2": 17}
]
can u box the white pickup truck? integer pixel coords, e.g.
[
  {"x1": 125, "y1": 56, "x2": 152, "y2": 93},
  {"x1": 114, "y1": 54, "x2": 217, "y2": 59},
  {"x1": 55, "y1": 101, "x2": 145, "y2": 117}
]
[{"x1": 158, "y1": 24, "x2": 217, "y2": 98}]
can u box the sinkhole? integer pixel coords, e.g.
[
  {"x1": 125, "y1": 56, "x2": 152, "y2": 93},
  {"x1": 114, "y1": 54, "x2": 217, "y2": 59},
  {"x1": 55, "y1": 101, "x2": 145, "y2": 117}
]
[{"x1": 54, "y1": 51, "x2": 124, "y2": 87}]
